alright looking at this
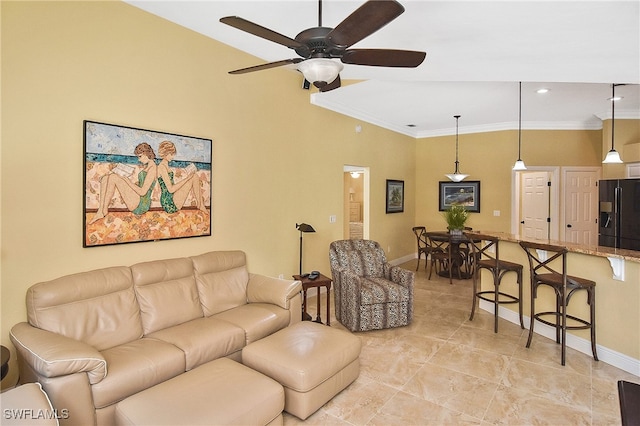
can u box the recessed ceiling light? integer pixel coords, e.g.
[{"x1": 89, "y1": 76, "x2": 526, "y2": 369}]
[{"x1": 536, "y1": 88, "x2": 550, "y2": 94}]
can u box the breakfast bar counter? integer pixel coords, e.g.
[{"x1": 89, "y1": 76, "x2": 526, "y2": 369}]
[{"x1": 468, "y1": 231, "x2": 640, "y2": 376}]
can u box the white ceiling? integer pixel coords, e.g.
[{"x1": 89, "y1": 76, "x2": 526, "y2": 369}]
[{"x1": 126, "y1": 0, "x2": 640, "y2": 138}]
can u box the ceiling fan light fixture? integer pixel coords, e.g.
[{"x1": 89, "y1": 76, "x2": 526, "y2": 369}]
[{"x1": 298, "y1": 58, "x2": 343, "y2": 86}]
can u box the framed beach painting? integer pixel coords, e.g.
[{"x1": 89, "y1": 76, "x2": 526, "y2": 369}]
[
  {"x1": 439, "y1": 180, "x2": 480, "y2": 212},
  {"x1": 386, "y1": 179, "x2": 405, "y2": 213},
  {"x1": 83, "y1": 120, "x2": 212, "y2": 247}
]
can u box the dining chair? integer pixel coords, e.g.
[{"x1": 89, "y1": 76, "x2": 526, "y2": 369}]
[
  {"x1": 519, "y1": 240, "x2": 598, "y2": 366},
  {"x1": 425, "y1": 232, "x2": 461, "y2": 284},
  {"x1": 412, "y1": 226, "x2": 430, "y2": 272},
  {"x1": 465, "y1": 232, "x2": 524, "y2": 333}
]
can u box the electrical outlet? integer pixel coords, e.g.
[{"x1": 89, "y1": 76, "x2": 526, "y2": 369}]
[
  {"x1": 278, "y1": 274, "x2": 284, "y2": 280},
  {"x1": 493, "y1": 210, "x2": 500, "y2": 216},
  {"x1": 329, "y1": 215, "x2": 336, "y2": 223}
]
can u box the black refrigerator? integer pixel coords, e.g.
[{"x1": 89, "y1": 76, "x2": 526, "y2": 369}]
[{"x1": 599, "y1": 179, "x2": 640, "y2": 250}]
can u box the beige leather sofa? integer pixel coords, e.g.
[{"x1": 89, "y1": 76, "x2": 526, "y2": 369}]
[{"x1": 10, "y1": 251, "x2": 302, "y2": 426}]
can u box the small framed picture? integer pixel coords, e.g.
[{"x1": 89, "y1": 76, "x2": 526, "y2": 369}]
[
  {"x1": 386, "y1": 179, "x2": 405, "y2": 214},
  {"x1": 439, "y1": 180, "x2": 481, "y2": 212}
]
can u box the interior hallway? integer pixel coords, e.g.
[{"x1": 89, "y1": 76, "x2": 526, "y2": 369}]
[{"x1": 285, "y1": 260, "x2": 639, "y2": 425}]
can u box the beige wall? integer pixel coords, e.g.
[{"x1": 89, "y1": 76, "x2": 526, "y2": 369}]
[{"x1": 0, "y1": 1, "x2": 417, "y2": 387}]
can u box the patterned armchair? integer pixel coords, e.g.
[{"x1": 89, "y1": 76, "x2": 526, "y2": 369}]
[{"x1": 329, "y1": 239, "x2": 414, "y2": 332}]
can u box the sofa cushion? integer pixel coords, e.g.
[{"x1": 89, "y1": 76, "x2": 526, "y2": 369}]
[
  {"x1": 147, "y1": 317, "x2": 245, "y2": 370},
  {"x1": 191, "y1": 251, "x2": 250, "y2": 316},
  {"x1": 131, "y1": 257, "x2": 203, "y2": 335},
  {"x1": 26, "y1": 266, "x2": 142, "y2": 351},
  {"x1": 91, "y1": 338, "x2": 185, "y2": 409},
  {"x1": 213, "y1": 303, "x2": 290, "y2": 345}
]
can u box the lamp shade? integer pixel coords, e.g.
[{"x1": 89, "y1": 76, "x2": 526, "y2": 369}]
[
  {"x1": 298, "y1": 58, "x2": 343, "y2": 85},
  {"x1": 513, "y1": 160, "x2": 527, "y2": 171},
  {"x1": 296, "y1": 223, "x2": 315, "y2": 233},
  {"x1": 603, "y1": 150, "x2": 623, "y2": 164},
  {"x1": 445, "y1": 173, "x2": 469, "y2": 182}
]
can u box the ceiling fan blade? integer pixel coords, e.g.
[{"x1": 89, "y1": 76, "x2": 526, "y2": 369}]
[
  {"x1": 327, "y1": 0, "x2": 405, "y2": 49},
  {"x1": 341, "y1": 49, "x2": 426, "y2": 67},
  {"x1": 220, "y1": 16, "x2": 308, "y2": 53},
  {"x1": 228, "y1": 58, "x2": 303, "y2": 75},
  {"x1": 318, "y1": 75, "x2": 341, "y2": 92}
]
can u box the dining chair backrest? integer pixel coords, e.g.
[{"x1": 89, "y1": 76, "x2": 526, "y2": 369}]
[
  {"x1": 412, "y1": 226, "x2": 428, "y2": 252},
  {"x1": 425, "y1": 231, "x2": 449, "y2": 252}
]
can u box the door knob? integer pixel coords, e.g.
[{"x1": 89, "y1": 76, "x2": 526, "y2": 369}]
[
  {"x1": 520, "y1": 221, "x2": 525, "y2": 224},
  {"x1": 567, "y1": 224, "x2": 572, "y2": 228}
]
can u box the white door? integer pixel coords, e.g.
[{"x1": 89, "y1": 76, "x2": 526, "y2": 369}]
[
  {"x1": 563, "y1": 169, "x2": 599, "y2": 245},
  {"x1": 521, "y1": 171, "x2": 550, "y2": 239}
]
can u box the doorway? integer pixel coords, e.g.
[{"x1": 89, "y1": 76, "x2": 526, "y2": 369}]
[{"x1": 344, "y1": 165, "x2": 369, "y2": 240}]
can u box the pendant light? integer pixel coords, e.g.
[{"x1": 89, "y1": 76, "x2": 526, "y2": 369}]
[
  {"x1": 513, "y1": 82, "x2": 527, "y2": 171},
  {"x1": 445, "y1": 115, "x2": 469, "y2": 182},
  {"x1": 603, "y1": 83, "x2": 623, "y2": 164}
]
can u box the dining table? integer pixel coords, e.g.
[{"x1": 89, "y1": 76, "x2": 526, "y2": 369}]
[{"x1": 428, "y1": 231, "x2": 480, "y2": 279}]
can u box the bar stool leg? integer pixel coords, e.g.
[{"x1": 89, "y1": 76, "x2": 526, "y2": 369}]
[
  {"x1": 517, "y1": 269, "x2": 524, "y2": 329},
  {"x1": 493, "y1": 272, "x2": 499, "y2": 333},
  {"x1": 526, "y1": 282, "x2": 536, "y2": 349},
  {"x1": 590, "y1": 288, "x2": 599, "y2": 361}
]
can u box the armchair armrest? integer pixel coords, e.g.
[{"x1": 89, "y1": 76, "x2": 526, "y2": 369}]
[
  {"x1": 386, "y1": 264, "x2": 415, "y2": 289},
  {"x1": 247, "y1": 274, "x2": 302, "y2": 309},
  {"x1": 10, "y1": 322, "x2": 106, "y2": 384}
]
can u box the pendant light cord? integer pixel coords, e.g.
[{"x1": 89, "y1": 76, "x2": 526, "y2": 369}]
[
  {"x1": 454, "y1": 115, "x2": 461, "y2": 173},
  {"x1": 518, "y1": 82, "x2": 522, "y2": 160},
  {"x1": 611, "y1": 83, "x2": 615, "y2": 151}
]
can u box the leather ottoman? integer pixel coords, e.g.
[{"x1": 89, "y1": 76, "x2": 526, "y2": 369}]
[
  {"x1": 242, "y1": 321, "x2": 361, "y2": 420},
  {"x1": 114, "y1": 358, "x2": 284, "y2": 425}
]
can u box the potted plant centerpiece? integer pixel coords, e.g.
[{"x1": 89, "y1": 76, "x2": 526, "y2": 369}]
[{"x1": 444, "y1": 204, "x2": 469, "y2": 235}]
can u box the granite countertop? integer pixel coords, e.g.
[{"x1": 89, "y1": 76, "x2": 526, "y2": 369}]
[{"x1": 471, "y1": 231, "x2": 640, "y2": 263}]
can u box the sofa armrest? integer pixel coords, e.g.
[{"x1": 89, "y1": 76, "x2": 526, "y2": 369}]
[
  {"x1": 247, "y1": 274, "x2": 302, "y2": 310},
  {"x1": 10, "y1": 322, "x2": 107, "y2": 385}
]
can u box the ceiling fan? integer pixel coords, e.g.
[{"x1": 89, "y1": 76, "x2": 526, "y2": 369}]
[{"x1": 220, "y1": 0, "x2": 426, "y2": 92}]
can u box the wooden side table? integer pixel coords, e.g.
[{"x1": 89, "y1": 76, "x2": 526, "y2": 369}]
[{"x1": 293, "y1": 273, "x2": 332, "y2": 326}]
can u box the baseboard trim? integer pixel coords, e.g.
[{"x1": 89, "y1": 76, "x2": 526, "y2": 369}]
[{"x1": 479, "y1": 300, "x2": 640, "y2": 377}]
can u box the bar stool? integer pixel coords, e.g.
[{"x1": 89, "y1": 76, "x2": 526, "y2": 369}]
[
  {"x1": 519, "y1": 240, "x2": 598, "y2": 366},
  {"x1": 465, "y1": 232, "x2": 524, "y2": 333}
]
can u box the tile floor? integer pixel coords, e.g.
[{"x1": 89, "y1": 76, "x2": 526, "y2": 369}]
[{"x1": 284, "y1": 260, "x2": 639, "y2": 425}]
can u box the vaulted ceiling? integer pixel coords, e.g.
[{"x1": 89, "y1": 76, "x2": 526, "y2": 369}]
[{"x1": 126, "y1": 1, "x2": 640, "y2": 137}]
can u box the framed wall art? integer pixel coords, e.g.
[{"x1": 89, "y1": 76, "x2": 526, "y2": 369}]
[
  {"x1": 439, "y1": 180, "x2": 480, "y2": 212},
  {"x1": 84, "y1": 120, "x2": 212, "y2": 247},
  {"x1": 386, "y1": 179, "x2": 405, "y2": 214}
]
